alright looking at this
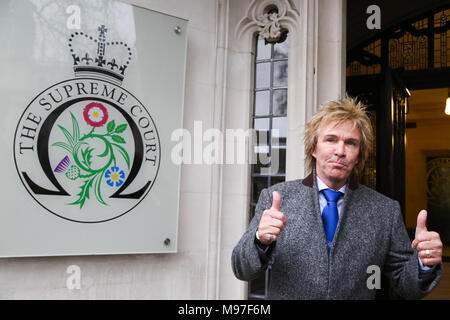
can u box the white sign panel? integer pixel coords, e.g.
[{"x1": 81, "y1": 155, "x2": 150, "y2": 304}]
[{"x1": 0, "y1": 0, "x2": 187, "y2": 256}]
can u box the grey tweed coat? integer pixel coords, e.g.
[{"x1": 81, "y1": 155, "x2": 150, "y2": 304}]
[{"x1": 231, "y1": 172, "x2": 442, "y2": 299}]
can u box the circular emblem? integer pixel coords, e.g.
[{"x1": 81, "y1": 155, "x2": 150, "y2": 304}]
[{"x1": 14, "y1": 78, "x2": 161, "y2": 223}]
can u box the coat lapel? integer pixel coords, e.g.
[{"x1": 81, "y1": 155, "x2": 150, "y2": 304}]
[
  {"x1": 301, "y1": 171, "x2": 329, "y2": 257},
  {"x1": 330, "y1": 186, "x2": 355, "y2": 255}
]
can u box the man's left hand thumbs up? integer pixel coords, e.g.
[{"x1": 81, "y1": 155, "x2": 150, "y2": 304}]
[{"x1": 411, "y1": 210, "x2": 443, "y2": 266}]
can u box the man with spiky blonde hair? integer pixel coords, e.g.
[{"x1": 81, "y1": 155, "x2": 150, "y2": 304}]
[
  {"x1": 232, "y1": 97, "x2": 443, "y2": 299},
  {"x1": 303, "y1": 97, "x2": 373, "y2": 181}
]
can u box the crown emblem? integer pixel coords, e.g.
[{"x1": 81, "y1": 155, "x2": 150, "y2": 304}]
[{"x1": 68, "y1": 25, "x2": 132, "y2": 85}]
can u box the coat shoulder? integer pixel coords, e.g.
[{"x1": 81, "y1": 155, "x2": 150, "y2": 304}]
[
  {"x1": 266, "y1": 179, "x2": 306, "y2": 195},
  {"x1": 263, "y1": 179, "x2": 313, "y2": 208},
  {"x1": 354, "y1": 184, "x2": 398, "y2": 206},
  {"x1": 352, "y1": 184, "x2": 400, "y2": 221}
]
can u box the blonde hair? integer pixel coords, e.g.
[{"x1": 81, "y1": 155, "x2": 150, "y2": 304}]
[{"x1": 303, "y1": 96, "x2": 374, "y2": 177}]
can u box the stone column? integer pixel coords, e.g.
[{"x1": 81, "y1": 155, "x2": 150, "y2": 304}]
[{"x1": 222, "y1": 0, "x2": 347, "y2": 298}]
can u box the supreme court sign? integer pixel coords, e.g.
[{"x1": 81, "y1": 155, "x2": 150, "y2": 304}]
[{"x1": 0, "y1": 0, "x2": 187, "y2": 256}]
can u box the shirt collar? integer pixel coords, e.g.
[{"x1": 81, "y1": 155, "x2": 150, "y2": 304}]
[{"x1": 316, "y1": 175, "x2": 347, "y2": 195}]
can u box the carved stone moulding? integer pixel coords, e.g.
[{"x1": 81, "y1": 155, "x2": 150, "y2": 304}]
[{"x1": 236, "y1": 0, "x2": 299, "y2": 42}]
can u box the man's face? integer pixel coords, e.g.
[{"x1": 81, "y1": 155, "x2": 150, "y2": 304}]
[{"x1": 312, "y1": 119, "x2": 361, "y2": 189}]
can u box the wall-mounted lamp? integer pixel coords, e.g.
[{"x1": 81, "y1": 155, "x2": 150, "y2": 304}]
[
  {"x1": 405, "y1": 88, "x2": 410, "y2": 115},
  {"x1": 446, "y1": 88, "x2": 450, "y2": 115}
]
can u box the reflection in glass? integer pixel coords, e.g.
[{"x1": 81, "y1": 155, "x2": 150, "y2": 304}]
[
  {"x1": 273, "y1": 61, "x2": 288, "y2": 87},
  {"x1": 273, "y1": 89, "x2": 287, "y2": 115},
  {"x1": 272, "y1": 117, "x2": 287, "y2": 141},
  {"x1": 255, "y1": 90, "x2": 270, "y2": 116},
  {"x1": 256, "y1": 39, "x2": 271, "y2": 60},
  {"x1": 256, "y1": 63, "x2": 271, "y2": 89},
  {"x1": 254, "y1": 118, "x2": 270, "y2": 132},
  {"x1": 274, "y1": 38, "x2": 288, "y2": 59}
]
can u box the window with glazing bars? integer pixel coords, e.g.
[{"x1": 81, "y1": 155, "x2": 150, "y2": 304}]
[{"x1": 248, "y1": 32, "x2": 288, "y2": 300}]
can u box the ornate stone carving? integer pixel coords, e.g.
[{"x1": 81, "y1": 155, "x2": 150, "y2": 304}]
[
  {"x1": 257, "y1": 11, "x2": 282, "y2": 41},
  {"x1": 236, "y1": 0, "x2": 299, "y2": 42}
]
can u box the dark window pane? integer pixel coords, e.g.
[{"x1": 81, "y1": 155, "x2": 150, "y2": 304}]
[
  {"x1": 256, "y1": 38, "x2": 271, "y2": 60},
  {"x1": 274, "y1": 37, "x2": 288, "y2": 59},
  {"x1": 255, "y1": 90, "x2": 270, "y2": 116},
  {"x1": 256, "y1": 62, "x2": 271, "y2": 88},
  {"x1": 273, "y1": 61, "x2": 288, "y2": 87},
  {"x1": 252, "y1": 176, "x2": 268, "y2": 204},
  {"x1": 270, "y1": 175, "x2": 285, "y2": 187},
  {"x1": 273, "y1": 89, "x2": 287, "y2": 115}
]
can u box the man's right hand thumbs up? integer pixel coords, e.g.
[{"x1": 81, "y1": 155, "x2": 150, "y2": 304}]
[{"x1": 257, "y1": 191, "x2": 287, "y2": 245}]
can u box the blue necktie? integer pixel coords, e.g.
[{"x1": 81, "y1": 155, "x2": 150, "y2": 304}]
[{"x1": 321, "y1": 189, "x2": 342, "y2": 254}]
